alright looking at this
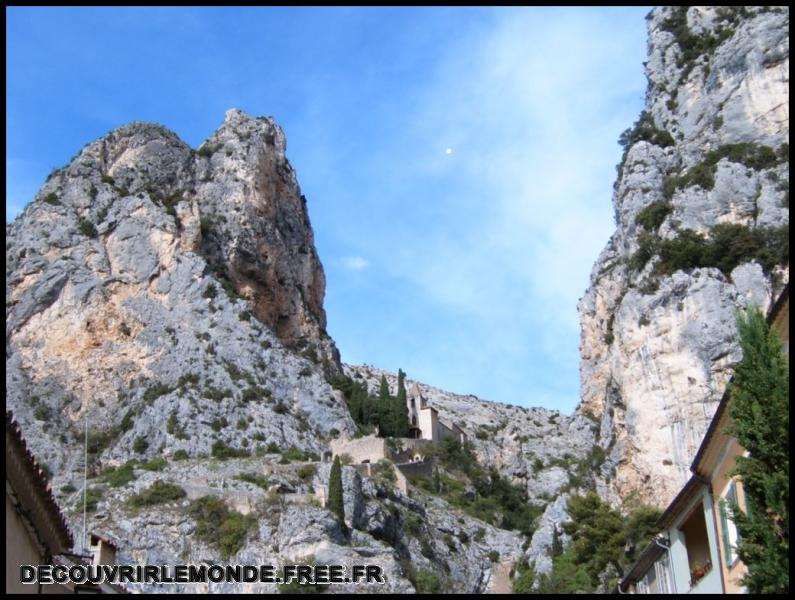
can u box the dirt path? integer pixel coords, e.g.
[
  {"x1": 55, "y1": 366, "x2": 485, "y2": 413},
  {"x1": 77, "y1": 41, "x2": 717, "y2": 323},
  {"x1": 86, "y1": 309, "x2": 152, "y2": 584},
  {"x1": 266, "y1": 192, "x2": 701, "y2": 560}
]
[{"x1": 489, "y1": 559, "x2": 513, "y2": 594}]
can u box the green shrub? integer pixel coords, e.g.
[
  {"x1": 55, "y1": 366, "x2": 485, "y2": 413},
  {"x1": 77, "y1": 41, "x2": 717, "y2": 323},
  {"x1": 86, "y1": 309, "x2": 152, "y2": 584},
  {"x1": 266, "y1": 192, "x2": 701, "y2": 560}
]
[
  {"x1": 512, "y1": 561, "x2": 537, "y2": 594},
  {"x1": 415, "y1": 569, "x2": 442, "y2": 594},
  {"x1": 660, "y1": 6, "x2": 737, "y2": 83},
  {"x1": 282, "y1": 447, "x2": 317, "y2": 462},
  {"x1": 61, "y1": 483, "x2": 77, "y2": 494},
  {"x1": 636, "y1": 200, "x2": 672, "y2": 231},
  {"x1": 143, "y1": 383, "x2": 172, "y2": 405},
  {"x1": 404, "y1": 513, "x2": 423, "y2": 537},
  {"x1": 196, "y1": 144, "x2": 221, "y2": 157},
  {"x1": 200, "y1": 216, "x2": 214, "y2": 236},
  {"x1": 177, "y1": 373, "x2": 200, "y2": 388},
  {"x1": 188, "y1": 495, "x2": 255, "y2": 557},
  {"x1": 79, "y1": 219, "x2": 98, "y2": 238},
  {"x1": 211, "y1": 440, "x2": 250, "y2": 460},
  {"x1": 127, "y1": 480, "x2": 186, "y2": 508},
  {"x1": 132, "y1": 436, "x2": 149, "y2": 454},
  {"x1": 43, "y1": 192, "x2": 61, "y2": 205},
  {"x1": 629, "y1": 231, "x2": 662, "y2": 272},
  {"x1": 33, "y1": 405, "x2": 52, "y2": 422},
  {"x1": 76, "y1": 487, "x2": 104, "y2": 512},
  {"x1": 203, "y1": 283, "x2": 218, "y2": 299},
  {"x1": 173, "y1": 449, "x2": 189, "y2": 461},
  {"x1": 101, "y1": 175, "x2": 115, "y2": 185},
  {"x1": 636, "y1": 223, "x2": 790, "y2": 278},
  {"x1": 488, "y1": 550, "x2": 500, "y2": 563},
  {"x1": 242, "y1": 386, "x2": 267, "y2": 402},
  {"x1": 664, "y1": 143, "x2": 783, "y2": 199},
  {"x1": 234, "y1": 472, "x2": 270, "y2": 489},
  {"x1": 236, "y1": 417, "x2": 249, "y2": 431},
  {"x1": 618, "y1": 111, "x2": 675, "y2": 151},
  {"x1": 101, "y1": 462, "x2": 137, "y2": 487},
  {"x1": 210, "y1": 417, "x2": 228, "y2": 432},
  {"x1": 140, "y1": 457, "x2": 168, "y2": 472},
  {"x1": 204, "y1": 387, "x2": 231, "y2": 402},
  {"x1": 297, "y1": 464, "x2": 316, "y2": 481}
]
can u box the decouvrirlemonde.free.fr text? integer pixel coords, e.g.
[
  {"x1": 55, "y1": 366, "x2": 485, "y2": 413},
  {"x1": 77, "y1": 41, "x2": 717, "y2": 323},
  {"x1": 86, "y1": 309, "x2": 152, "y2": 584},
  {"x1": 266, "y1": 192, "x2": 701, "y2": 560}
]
[{"x1": 21, "y1": 564, "x2": 386, "y2": 586}]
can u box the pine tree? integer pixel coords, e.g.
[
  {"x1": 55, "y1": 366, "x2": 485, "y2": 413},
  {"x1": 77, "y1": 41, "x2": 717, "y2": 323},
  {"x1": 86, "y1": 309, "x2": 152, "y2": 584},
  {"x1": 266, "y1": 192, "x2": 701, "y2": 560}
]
[
  {"x1": 726, "y1": 306, "x2": 789, "y2": 593},
  {"x1": 328, "y1": 456, "x2": 345, "y2": 525}
]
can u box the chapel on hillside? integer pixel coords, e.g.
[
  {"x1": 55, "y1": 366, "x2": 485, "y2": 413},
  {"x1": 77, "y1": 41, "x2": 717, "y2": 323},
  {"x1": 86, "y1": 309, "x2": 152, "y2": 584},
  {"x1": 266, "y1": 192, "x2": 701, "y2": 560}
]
[{"x1": 406, "y1": 383, "x2": 467, "y2": 444}]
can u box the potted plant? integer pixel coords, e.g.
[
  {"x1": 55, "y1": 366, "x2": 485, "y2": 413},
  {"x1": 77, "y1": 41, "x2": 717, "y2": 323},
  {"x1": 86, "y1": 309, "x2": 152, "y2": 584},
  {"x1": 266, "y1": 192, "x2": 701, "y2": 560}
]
[{"x1": 691, "y1": 562, "x2": 706, "y2": 583}]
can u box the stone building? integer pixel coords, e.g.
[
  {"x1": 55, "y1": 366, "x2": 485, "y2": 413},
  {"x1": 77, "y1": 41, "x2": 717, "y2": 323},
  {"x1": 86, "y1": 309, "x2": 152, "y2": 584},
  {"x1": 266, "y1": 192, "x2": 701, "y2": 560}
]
[{"x1": 406, "y1": 383, "x2": 467, "y2": 444}]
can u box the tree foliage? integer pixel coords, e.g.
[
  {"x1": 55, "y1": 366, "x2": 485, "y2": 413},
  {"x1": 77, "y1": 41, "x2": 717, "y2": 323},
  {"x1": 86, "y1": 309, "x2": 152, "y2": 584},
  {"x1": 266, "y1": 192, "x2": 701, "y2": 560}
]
[
  {"x1": 328, "y1": 455, "x2": 345, "y2": 525},
  {"x1": 330, "y1": 370, "x2": 411, "y2": 438},
  {"x1": 525, "y1": 492, "x2": 663, "y2": 593},
  {"x1": 392, "y1": 369, "x2": 410, "y2": 438},
  {"x1": 725, "y1": 306, "x2": 789, "y2": 593}
]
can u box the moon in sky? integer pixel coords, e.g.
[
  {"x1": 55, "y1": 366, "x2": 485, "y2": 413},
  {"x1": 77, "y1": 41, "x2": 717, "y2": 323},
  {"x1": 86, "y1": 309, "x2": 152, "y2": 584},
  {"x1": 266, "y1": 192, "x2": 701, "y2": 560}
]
[{"x1": 445, "y1": 147, "x2": 453, "y2": 155}]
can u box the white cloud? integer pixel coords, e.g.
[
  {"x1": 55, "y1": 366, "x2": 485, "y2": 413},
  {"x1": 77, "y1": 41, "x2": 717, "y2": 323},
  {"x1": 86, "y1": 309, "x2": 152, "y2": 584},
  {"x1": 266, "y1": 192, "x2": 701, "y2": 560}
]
[
  {"x1": 339, "y1": 256, "x2": 370, "y2": 271},
  {"x1": 336, "y1": 8, "x2": 648, "y2": 410}
]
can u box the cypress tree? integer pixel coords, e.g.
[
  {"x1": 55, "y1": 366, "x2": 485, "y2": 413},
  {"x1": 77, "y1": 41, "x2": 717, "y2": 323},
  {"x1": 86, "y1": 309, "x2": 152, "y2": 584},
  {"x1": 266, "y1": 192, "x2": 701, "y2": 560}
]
[
  {"x1": 379, "y1": 374, "x2": 389, "y2": 401},
  {"x1": 726, "y1": 306, "x2": 789, "y2": 593},
  {"x1": 328, "y1": 456, "x2": 345, "y2": 525},
  {"x1": 373, "y1": 375, "x2": 391, "y2": 437},
  {"x1": 393, "y1": 369, "x2": 410, "y2": 438},
  {"x1": 347, "y1": 385, "x2": 361, "y2": 426}
]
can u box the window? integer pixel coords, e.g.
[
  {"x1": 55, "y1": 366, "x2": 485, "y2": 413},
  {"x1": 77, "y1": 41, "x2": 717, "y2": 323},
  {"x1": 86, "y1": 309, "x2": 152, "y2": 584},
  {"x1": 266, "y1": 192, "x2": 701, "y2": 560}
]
[
  {"x1": 719, "y1": 480, "x2": 741, "y2": 565},
  {"x1": 655, "y1": 553, "x2": 673, "y2": 594}
]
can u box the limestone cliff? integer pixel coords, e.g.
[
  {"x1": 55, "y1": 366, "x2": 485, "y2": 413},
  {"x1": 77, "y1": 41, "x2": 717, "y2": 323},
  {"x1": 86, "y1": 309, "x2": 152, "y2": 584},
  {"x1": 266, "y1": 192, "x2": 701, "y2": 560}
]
[
  {"x1": 578, "y1": 6, "x2": 789, "y2": 508},
  {"x1": 6, "y1": 110, "x2": 353, "y2": 477}
]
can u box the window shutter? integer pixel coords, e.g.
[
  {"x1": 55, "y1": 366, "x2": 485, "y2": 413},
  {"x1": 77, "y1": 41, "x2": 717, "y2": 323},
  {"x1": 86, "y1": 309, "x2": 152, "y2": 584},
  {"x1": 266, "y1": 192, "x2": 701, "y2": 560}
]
[{"x1": 719, "y1": 499, "x2": 733, "y2": 564}]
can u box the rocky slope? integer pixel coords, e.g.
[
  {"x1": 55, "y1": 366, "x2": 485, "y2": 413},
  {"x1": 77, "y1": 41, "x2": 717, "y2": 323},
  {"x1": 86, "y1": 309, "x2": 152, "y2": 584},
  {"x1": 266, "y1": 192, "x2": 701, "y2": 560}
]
[
  {"x1": 343, "y1": 364, "x2": 604, "y2": 576},
  {"x1": 578, "y1": 6, "x2": 789, "y2": 508}
]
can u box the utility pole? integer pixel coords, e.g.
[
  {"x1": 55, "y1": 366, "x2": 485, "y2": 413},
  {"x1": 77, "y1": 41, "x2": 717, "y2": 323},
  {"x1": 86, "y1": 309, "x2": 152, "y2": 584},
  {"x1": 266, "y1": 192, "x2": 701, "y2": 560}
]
[{"x1": 82, "y1": 415, "x2": 88, "y2": 556}]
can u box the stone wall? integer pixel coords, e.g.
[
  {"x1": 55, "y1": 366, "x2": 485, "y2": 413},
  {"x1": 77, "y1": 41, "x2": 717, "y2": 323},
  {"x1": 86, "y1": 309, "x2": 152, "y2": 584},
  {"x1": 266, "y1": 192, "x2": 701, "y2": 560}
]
[{"x1": 330, "y1": 435, "x2": 387, "y2": 464}]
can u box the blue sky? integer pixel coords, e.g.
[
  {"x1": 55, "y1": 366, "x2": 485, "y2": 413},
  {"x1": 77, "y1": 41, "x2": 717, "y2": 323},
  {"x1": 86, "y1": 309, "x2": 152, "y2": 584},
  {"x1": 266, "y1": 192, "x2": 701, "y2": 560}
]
[{"x1": 7, "y1": 6, "x2": 651, "y2": 413}]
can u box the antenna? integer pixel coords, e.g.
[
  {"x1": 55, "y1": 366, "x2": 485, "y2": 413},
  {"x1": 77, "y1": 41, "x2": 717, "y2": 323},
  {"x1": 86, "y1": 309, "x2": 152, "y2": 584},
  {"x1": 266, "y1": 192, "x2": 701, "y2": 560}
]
[{"x1": 82, "y1": 415, "x2": 88, "y2": 556}]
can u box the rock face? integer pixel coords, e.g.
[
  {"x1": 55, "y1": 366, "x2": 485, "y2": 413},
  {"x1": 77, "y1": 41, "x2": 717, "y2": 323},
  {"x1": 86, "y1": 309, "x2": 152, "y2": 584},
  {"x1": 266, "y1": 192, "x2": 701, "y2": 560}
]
[
  {"x1": 6, "y1": 109, "x2": 354, "y2": 485},
  {"x1": 578, "y1": 6, "x2": 789, "y2": 508},
  {"x1": 195, "y1": 110, "x2": 337, "y2": 362}
]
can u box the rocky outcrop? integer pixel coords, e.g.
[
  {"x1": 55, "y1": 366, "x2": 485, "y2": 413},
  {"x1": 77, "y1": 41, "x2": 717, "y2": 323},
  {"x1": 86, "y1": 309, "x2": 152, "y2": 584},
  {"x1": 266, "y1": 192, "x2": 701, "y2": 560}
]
[
  {"x1": 194, "y1": 110, "x2": 337, "y2": 362},
  {"x1": 6, "y1": 110, "x2": 353, "y2": 488},
  {"x1": 578, "y1": 6, "x2": 789, "y2": 508}
]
